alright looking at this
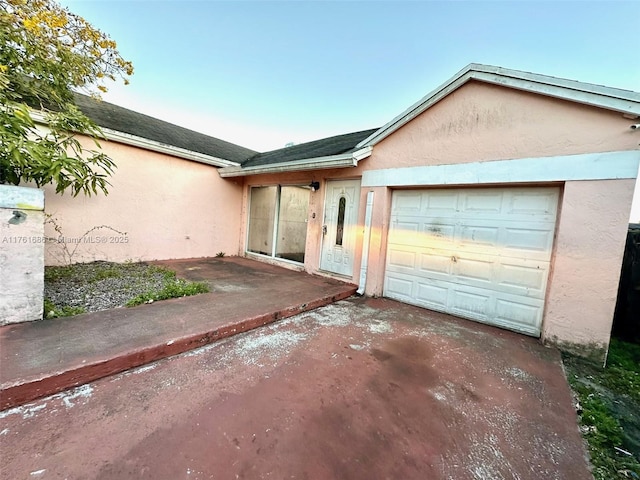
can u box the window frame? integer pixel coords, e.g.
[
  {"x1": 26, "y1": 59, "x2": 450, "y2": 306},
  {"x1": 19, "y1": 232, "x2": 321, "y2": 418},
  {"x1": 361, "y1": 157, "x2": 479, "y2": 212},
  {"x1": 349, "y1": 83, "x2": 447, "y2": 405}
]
[{"x1": 246, "y1": 184, "x2": 310, "y2": 265}]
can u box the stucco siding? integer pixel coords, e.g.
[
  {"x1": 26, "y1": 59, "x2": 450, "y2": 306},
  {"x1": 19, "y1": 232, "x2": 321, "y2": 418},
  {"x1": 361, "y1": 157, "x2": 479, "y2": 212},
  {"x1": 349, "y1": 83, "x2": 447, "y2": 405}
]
[
  {"x1": 543, "y1": 179, "x2": 636, "y2": 356},
  {"x1": 44, "y1": 138, "x2": 243, "y2": 265},
  {"x1": 367, "y1": 81, "x2": 637, "y2": 170}
]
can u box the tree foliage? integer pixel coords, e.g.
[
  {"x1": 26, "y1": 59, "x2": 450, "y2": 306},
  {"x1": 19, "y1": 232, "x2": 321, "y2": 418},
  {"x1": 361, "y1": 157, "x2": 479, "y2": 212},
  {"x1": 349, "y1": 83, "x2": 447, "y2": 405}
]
[{"x1": 0, "y1": 0, "x2": 133, "y2": 196}]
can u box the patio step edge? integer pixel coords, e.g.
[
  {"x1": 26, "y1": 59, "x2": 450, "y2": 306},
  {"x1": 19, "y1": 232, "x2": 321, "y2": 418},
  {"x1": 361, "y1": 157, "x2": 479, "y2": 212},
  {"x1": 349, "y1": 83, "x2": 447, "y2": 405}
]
[{"x1": 0, "y1": 287, "x2": 356, "y2": 411}]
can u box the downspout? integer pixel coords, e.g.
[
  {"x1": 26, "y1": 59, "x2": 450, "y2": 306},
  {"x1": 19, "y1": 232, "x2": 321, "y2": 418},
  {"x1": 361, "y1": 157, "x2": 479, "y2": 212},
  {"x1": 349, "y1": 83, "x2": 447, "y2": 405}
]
[{"x1": 357, "y1": 190, "x2": 374, "y2": 295}]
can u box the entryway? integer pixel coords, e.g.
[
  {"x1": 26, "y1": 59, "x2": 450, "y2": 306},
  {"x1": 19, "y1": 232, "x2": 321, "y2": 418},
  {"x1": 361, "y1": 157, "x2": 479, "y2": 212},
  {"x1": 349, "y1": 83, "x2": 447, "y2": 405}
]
[{"x1": 320, "y1": 179, "x2": 361, "y2": 276}]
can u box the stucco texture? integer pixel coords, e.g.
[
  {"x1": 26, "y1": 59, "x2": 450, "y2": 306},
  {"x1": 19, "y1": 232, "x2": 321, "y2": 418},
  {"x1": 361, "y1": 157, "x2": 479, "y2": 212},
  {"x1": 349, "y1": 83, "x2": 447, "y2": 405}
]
[
  {"x1": 238, "y1": 81, "x2": 638, "y2": 359},
  {"x1": 43, "y1": 138, "x2": 243, "y2": 265},
  {"x1": 0, "y1": 186, "x2": 45, "y2": 325},
  {"x1": 543, "y1": 179, "x2": 635, "y2": 357},
  {"x1": 368, "y1": 80, "x2": 638, "y2": 169},
  {"x1": 357, "y1": 82, "x2": 638, "y2": 358}
]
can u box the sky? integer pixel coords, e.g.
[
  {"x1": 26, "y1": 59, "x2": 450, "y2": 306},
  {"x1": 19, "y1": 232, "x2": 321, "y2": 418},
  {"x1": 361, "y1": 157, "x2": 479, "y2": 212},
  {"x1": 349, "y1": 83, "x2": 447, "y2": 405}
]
[{"x1": 59, "y1": 0, "x2": 640, "y2": 153}]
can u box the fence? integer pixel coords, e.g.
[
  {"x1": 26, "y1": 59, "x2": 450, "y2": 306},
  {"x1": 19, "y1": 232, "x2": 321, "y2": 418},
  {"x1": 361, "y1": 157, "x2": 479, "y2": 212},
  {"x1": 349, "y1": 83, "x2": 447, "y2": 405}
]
[{"x1": 613, "y1": 224, "x2": 640, "y2": 342}]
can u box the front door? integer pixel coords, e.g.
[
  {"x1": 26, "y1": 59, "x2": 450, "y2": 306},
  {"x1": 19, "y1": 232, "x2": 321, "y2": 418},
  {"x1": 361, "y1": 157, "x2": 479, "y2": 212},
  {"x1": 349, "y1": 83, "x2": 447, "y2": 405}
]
[{"x1": 320, "y1": 179, "x2": 360, "y2": 276}]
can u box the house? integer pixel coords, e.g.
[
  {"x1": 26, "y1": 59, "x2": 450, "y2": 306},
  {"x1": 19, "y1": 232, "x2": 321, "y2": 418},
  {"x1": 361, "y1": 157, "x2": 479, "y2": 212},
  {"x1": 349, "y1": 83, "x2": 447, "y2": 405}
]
[{"x1": 43, "y1": 64, "x2": 640, "y2": 361}]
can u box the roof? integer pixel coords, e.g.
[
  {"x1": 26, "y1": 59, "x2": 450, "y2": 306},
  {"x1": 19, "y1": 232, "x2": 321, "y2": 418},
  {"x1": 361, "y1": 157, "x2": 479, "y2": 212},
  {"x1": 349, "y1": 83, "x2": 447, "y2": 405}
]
[
  {"x1": 72, "y1": 94, "x2": 257, "y2": 165},
  {"x1": 241, "y1": 128, "x2": 378, "y2": 168},
  {"x1": 219, "y1": 129, "x2": 376, "y2": 178},
  {"x1": 357, "y1": 63, "x2": 640, "y2": 148}
]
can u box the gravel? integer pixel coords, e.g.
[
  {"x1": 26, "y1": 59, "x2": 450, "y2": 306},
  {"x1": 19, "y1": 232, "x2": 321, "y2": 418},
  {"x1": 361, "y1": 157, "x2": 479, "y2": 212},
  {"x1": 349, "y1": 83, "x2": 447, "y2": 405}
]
[{"x1": 44, "y1": 261, "x2": 175, "y2": 313}]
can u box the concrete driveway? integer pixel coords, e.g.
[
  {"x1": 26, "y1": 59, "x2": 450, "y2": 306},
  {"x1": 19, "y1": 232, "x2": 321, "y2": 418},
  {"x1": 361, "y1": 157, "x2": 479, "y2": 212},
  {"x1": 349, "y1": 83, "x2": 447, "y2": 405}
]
[{"x1": 0, "y1": 297, "x2": 591, "y2": 479}]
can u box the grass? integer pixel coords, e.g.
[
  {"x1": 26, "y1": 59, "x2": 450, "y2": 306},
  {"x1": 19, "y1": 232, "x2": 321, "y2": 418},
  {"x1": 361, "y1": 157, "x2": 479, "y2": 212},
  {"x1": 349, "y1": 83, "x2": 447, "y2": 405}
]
[
  {"x1": 44, "y1": 261, "x2": 210, "y2": 317},
  {"x1": 44, "y1": 265, "x2": 77, "y2": 283},
  {"x1": 125, "y1": 278, "x2": 210, "y2": 307},
  {"x1": 563, "y1": 339, "x2": 640, "y2": 479},
  {"x1": 43, "y1": 299, "x2": 87, "y2": 319}
]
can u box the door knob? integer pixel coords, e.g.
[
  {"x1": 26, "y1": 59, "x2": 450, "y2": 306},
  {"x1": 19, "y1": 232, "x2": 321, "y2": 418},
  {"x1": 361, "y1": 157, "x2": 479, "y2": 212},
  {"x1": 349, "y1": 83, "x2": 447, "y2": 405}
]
[{"x1": 322, "y1": 225, "x2": 327, "y2": 235}]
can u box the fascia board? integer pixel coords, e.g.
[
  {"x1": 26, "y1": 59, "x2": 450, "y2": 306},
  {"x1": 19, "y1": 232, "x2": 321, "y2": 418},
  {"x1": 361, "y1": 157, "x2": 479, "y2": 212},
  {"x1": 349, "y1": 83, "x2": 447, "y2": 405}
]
[{"x1": 218, "y1": 152, "x2": 362, "y2": 178}]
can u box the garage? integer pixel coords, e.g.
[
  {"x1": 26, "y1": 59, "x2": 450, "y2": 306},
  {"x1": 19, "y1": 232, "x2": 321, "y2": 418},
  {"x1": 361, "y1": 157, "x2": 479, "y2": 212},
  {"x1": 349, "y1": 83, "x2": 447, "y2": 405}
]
[{"x1": 384, "y1": 187, "x2": 559, "y2": 336}]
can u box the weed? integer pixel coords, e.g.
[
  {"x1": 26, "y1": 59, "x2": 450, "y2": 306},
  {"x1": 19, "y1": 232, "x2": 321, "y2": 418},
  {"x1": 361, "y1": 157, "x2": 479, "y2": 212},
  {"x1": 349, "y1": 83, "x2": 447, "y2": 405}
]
[
  {"x1": 43, "y1": 299, "x2": 86, "y2": 319},
  {"x1": 44, "y1": 261, "x2": 210, "y2": 316},
  {"x1": 125, "y1": 279, "x2": 209, "y2": 307},
  {"x1": 44, "y1": 265, "x2": 77, "y2": 282},
  {"x1": 564, "y1": 339, "x2": 640, "y2": 479},
  {"x1": 144, "y1": 265, "x2": 176, "y2": 281},
  {"x1": 215, "y1": 251, "x2": 226, "y2": 258},
  {"x1": 89, "y1": 264, "x2": 124, "y2": 282}
]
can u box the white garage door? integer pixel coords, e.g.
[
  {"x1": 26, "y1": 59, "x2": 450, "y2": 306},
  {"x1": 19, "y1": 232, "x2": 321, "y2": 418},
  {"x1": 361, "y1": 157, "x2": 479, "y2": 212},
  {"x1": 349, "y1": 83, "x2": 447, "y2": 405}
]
[{"x1": 384, "y1": 187, "x2": 559, "y2": 336}]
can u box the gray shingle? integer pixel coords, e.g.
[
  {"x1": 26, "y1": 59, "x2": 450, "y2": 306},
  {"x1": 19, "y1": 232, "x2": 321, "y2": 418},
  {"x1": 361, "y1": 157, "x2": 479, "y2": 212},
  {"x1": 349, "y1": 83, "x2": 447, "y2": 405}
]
[
  {"x1": 73, "y1": 94, "x2": 257, "y2": 163},
  {"x1": 241, "y1": 129, "x2": 378, "y2": 168}
]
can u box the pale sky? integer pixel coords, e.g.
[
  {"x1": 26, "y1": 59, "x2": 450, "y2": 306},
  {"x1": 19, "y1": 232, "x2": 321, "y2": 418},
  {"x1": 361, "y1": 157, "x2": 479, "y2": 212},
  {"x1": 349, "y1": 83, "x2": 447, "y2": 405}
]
[
  {"x1": 60, "y1": 0, "x2": 639, "y2": 152},
  {"x1": 60, "y1": 0, "x2": 640, "y2": 220}
]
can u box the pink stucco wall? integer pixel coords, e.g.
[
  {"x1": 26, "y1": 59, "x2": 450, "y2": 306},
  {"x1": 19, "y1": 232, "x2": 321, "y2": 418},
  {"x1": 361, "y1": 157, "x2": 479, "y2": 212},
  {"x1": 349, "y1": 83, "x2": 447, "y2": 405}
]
[
  {"x1": 44, "y1": 138, "x2": 243, "y2": 265},
  {"x1": 362, "y1": 82, "x2": 637, "y2": 359},
  {"x1": 543, "y1": 179, "x2": 636, "y2": 352},
  {"x1": 237, "y1": 81, "x2": 637, "y2": 359},
  {"x1": 367, "y1": 80, "x2": 636, "y2": 168}
]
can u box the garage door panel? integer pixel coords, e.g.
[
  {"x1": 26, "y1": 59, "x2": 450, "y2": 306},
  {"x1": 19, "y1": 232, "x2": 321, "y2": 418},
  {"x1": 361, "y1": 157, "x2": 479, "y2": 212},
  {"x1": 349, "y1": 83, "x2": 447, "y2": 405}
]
[
  {"x1": 416, "y1": 282, "x2": 448, "y2": 308},
  {"x1": 508, "y1": 190, "x2": 558, "y2": 216},
  {"x1": 450, "y1": 289, "x2": 492, "y2": 320},
  {"x1": 422, "y1": 191, "x2": 459, "y2": 213},
  {"x1": 418, "y1": 252, "x2": 453, "y2": 276},
  {"x1": 393, "y1": 192, "x2": 423, "y2": 213},
  {"x1": 387, "y1": 249, "x2": 417, "y2": 271},
  {"x1": 454, "y1": 257, "x2": 494, "y2": 283},
  {"x1": 495, "y1": 299, "x2": 542, "y2": 331},
  {"x1": 422, "y1": 222, "x2": 456, "y2": 242},
  {"x1": 503, "y1": 225, "x2": 555, "y2": 251},
  {"x1": 458, "y1": 224, "x2": 500, "y2": 248},
  {"x1": 385, "y1": 275, "x2": 415, "y2": 300},
  {"x1": 460, "y1": 191, "x2": 504, "y2": 214},
  {"x1": 389, "y1": 220, "x2": 456, "y2": 247},
  {"x1": 385, "y1": 186, "x2": 559, "y2": 336},
  {"x1": 497, "y1": 262, "x2": 548, "y2": 296}
]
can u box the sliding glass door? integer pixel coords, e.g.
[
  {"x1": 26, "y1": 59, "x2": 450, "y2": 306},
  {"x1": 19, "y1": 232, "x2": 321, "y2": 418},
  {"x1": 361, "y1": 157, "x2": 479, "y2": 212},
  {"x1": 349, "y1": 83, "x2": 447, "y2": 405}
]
[{"x1": 247, "y1": 185, "x2": 310, "y2": 263}]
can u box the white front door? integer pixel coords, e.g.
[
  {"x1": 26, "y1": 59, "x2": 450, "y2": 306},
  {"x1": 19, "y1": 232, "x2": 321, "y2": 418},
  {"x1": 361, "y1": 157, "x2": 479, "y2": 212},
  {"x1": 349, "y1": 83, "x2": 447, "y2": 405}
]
[{"x1": 320, "y1": 179, "x2": 361, "y2": 276}]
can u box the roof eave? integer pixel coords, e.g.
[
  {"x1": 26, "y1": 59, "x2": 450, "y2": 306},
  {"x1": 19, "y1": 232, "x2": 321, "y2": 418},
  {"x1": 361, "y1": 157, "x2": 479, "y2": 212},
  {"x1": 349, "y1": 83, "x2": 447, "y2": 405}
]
[
  {"x1": 30, "y1": 110, "x2": 241, "y2": 168},
  {"x1": 219, "y1": 146, "x2": 373, "y2": 178},
  {"x1": 357, "y1": 63, "x2": 640, "y2": 149}
]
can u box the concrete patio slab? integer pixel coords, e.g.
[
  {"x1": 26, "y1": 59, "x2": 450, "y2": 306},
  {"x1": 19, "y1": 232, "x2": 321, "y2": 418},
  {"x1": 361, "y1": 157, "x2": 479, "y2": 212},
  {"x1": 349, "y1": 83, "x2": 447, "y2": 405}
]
[
  {"x1": 0, "y1": 257, "x2": 356, "y2": 410},
  {"x1": 0, "y1": 297, "x2": 591, "y2": 480}
]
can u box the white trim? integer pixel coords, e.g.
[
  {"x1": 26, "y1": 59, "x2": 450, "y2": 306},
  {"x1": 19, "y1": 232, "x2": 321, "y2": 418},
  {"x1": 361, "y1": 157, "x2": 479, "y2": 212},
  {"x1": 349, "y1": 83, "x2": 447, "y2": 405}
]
[
  {"x1": 219, "y1": 146, "x2": 373, "y2": 178},
  {"x1": 357, "y1": 190, "x2": 374, "y2": 295},
  {"x1": 100, "y1": 128, "x2": 240, "y2": 167},
  {"x1": 29, "y1": 111, "x2": 240, "y2": 168},
  {"x1": 361, "y1": 150, "x2": 640, "y2": 188},
  {"x1": 357, "y1": 64, "x2": 640, "y2": 148}
]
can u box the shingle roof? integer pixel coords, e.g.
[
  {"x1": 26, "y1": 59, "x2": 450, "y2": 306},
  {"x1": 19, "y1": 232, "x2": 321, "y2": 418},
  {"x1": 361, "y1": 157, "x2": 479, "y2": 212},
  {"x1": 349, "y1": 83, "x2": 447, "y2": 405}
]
[
  {"x1": 241, "y1": 128, "x2": 379, "y2": 168},
  {"x1": 73, "y1": 94, "x2": 257, "y2": 163}
]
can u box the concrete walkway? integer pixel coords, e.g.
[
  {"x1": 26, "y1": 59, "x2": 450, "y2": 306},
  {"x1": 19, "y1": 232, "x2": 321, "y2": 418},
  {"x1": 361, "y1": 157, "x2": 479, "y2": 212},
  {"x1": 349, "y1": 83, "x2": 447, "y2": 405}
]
[{"x1": 0, "y1": 257, "x2": 356, "y2": 410}]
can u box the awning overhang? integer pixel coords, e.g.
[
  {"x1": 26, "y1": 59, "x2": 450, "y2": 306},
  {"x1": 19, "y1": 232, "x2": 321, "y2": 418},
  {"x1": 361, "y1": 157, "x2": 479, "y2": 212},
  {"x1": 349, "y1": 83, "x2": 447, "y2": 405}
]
[{"x1": 218, "y1": 146, "x2": 373, "y2": 178}]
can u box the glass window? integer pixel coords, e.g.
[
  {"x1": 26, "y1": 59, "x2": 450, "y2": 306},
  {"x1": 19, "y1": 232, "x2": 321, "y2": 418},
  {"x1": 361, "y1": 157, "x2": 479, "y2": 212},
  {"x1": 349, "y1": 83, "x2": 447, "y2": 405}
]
[
  {"x1": 247, "y1": 186, "x2": 277, "y2": 256},
  {"x1": 276, "y1": 186, "x2": 309, "y2": 263},
  {"x1": 335, "y1": 196, "x2": 346, "y2": 246},
  {"x1": 247, "y1": 185, "x2": 309, "y2": 263}
]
